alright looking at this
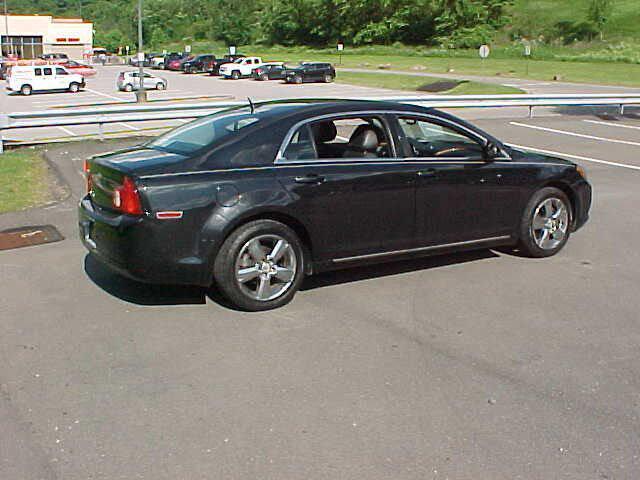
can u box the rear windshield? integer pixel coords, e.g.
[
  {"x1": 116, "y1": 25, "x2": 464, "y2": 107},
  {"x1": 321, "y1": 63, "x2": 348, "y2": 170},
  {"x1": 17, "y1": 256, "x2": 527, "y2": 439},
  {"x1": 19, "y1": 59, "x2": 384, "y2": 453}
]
[{"x1": 147, "y1": 109, "x2": 260, "y2": 155}]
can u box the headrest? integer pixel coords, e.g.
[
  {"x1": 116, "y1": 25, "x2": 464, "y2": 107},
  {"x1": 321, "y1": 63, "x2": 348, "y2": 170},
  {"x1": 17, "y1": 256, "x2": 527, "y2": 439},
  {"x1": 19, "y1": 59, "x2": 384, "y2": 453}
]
[
  {"x1": 311, "y1": 121, "x2": 337, "y2": 143},
  {"x1": 349, "y1": 125, "x2": 380, "y2": 151}
]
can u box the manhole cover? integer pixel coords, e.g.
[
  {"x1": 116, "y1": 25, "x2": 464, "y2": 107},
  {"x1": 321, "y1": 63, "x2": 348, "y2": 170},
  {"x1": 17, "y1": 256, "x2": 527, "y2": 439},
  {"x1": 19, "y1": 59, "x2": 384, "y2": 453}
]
[{"x1": 0, "y1": 225, "x2": 64, "y2": 251}]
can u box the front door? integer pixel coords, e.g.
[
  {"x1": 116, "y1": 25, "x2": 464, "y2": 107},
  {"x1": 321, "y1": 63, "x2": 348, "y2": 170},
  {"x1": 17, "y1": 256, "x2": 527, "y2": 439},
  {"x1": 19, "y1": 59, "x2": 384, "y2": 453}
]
[
  {"x1": 394, "y1": 115, "x2": 522, "y2": 246},
  {"x1": 275, "y1": 114, "x2": 417, "y2": 262}
]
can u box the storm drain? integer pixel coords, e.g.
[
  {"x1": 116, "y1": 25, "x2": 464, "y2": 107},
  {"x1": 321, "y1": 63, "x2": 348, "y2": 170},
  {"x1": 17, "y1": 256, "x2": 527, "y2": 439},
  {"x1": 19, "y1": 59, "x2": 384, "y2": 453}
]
[{"x1": 0, "y1": 225, "x2": 64, "y2": 251}]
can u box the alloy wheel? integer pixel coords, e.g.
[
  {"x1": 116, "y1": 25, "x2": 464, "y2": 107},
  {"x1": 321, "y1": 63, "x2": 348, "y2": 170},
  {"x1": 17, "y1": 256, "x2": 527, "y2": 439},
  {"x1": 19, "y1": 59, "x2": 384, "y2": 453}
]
[
  {"x1": 234, "y1": 234, "x2": 297, "y2": 301},
  {"x1": 531, "y1": 197, "x2": 569, "y2": 250}
]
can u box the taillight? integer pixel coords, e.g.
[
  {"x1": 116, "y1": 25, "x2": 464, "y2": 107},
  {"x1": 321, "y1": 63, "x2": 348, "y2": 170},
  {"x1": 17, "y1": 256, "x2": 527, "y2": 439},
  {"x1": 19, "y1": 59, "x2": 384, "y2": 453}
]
[
  {"x1": 83, "y1": 160, "x2": 92, "y2": 194},
  {"x1": 112, "y1": 176, "x2": 143, "y2": 215},
  {"x1": 118, "y1": 73, "x2": 124, "y2": 80}
]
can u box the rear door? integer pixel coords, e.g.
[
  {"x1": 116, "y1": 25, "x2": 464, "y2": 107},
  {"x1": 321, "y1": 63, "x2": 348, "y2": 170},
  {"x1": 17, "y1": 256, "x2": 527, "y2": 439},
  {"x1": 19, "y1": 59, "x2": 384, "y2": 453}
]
[
  {"x1": 275, "y1": 114, "x2": 417, "y2": 262},
  {"x1": 394, "y1": 114, "x2": 522, "y2": 245}
]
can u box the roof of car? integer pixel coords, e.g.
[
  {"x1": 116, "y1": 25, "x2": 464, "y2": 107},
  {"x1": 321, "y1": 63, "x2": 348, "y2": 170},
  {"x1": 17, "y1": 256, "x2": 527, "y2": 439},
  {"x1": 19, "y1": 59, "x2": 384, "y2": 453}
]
[{"x1": 251, "y1": 99, "x2": 432, "y2": 118}]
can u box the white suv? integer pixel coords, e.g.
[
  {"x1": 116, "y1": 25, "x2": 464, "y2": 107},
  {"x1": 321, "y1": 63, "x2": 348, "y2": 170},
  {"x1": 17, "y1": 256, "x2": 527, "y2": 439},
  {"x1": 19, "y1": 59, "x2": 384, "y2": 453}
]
[
  {"x1": 218, "y1": 57, "x2": 263, "y2": 79},
  {"x1": 7, "y1": 65, "x2": 85, "y2": 96}
]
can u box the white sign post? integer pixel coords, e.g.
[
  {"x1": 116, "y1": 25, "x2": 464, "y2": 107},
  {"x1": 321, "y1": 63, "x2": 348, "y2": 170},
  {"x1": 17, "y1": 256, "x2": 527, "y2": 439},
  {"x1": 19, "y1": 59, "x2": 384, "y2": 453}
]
[
  {"x1": 524, "y1": 43, "x2": 531, "y2": 76},
  {"x1": 337, "y1": 42, "x2": 344, "y2": 65},
  {"x1": 229, "y1": 45, "x2": 237, "y2": 55},
  {"x1": 478, "y1": 44, "x2": 490, "y2": 59},
  {"x1": 185, "y1": 45, "x2": 191, "y2": 54}
]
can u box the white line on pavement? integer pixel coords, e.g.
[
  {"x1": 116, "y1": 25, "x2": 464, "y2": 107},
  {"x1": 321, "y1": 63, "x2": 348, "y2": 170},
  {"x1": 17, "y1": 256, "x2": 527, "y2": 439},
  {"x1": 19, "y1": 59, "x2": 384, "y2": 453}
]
[
  {"x1": 508, "y1": 144, "x2": 640, "y2": 171},
  {"x1": 118, "y1": 122, "x2": 140, "y2": 130},
  {"x1": 85, "y1": 88, "x2": 127, "y2": 102},
  {"x1": 583, "y1": 119, "x2": 640, "y2": 131},
  {"x1": 58, "y1": 126, "x2": 75, "y2": 136},
  {"x1": 510, "y1": 122, "x2": 640, "y2": 147}
]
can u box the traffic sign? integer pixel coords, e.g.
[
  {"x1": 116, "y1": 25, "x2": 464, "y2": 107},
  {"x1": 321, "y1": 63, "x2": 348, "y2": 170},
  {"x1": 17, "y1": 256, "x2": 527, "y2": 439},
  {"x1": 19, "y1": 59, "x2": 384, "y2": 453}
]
[{"x1": 479, "y1": 45, "x2": 490, "y2": 59}]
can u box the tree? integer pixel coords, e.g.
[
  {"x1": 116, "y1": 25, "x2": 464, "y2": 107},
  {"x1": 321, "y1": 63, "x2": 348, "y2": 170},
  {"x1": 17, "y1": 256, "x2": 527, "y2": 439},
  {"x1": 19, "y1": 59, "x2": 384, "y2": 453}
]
[{"x1": 588, "y1": 0, "x2": 613, "y2": 41}]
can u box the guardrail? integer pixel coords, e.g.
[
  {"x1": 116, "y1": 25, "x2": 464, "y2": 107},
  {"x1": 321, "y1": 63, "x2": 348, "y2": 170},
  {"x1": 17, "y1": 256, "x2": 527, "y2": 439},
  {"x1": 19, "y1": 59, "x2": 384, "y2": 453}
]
[{"x1": 2, "y1": 93, "x2": 640, "y2": 153}]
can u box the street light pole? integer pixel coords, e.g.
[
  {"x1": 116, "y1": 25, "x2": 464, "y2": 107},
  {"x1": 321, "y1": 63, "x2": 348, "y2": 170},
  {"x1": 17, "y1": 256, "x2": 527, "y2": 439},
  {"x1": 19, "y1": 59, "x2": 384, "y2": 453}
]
[
  {"x1": 136, "y1": 0, "x2": 146, "y2": 102},
  {"x1": 3, "y1": 0, "x2": 9, "y2": 57}
]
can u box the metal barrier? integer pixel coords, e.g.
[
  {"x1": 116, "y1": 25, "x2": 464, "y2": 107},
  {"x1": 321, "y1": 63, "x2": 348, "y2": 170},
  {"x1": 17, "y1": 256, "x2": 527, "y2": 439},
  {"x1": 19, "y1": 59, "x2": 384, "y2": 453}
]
[{"x1": 2, "y1": 93, "x2": 640, "y2": 153}]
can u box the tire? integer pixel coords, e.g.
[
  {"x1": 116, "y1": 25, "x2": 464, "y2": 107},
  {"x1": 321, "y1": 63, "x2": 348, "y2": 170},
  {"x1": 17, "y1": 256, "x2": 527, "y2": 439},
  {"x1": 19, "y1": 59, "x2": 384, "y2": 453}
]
[
  {"x1": 213, "y1": 220, "x2": 305, "y2": 311},
  {"x1": 294, "y1": 75, "x2": 302, "y2": 84},
  {"x1": 323, "y1": 74, "x2": 334, "y2": 83},
  {"x1": 21, "y1": 84, "x2": 32, "y2": 96},
  {"x1": 124, "y1": 84, "x2": 133, "y2": 92},
  {"x1": 68, "y1": 82, "x2": 80, "y2": 93},
  {"x1": 260, "y1": 74, "x2": 269, "y2": 81},
  {"x1": 231, "y1": 70, "x2": 241, "y2": 80},
  {"x1": 518, "y1": 187, "x2": 572, "y2": 258},
  {"x1": 156, "y1": 82, "x2": 165, "y2": 90}
]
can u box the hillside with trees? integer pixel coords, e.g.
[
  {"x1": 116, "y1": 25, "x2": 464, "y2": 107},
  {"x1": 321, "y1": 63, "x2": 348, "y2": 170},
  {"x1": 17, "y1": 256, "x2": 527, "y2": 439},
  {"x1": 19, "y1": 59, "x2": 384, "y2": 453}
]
[{"x1": 6, "y1": 0, "x2": 640, "y2": 54}]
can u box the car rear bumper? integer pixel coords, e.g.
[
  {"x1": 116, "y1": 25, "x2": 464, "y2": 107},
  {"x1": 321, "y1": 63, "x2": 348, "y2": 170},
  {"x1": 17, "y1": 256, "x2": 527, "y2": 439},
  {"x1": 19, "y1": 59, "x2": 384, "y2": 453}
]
[{"x1": 78, "y1": 196, "x2": 210, "y2": 286}]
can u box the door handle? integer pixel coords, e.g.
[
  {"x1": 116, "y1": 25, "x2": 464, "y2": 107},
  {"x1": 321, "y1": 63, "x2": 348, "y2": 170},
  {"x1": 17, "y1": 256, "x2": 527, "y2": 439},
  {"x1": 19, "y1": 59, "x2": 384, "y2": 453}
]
[
  {"x1": 295, "y1": 174, "x2": 326, "y2": 184},
  {"x1": 417, "y1": 168, "x2": 437, "y2": 177}
]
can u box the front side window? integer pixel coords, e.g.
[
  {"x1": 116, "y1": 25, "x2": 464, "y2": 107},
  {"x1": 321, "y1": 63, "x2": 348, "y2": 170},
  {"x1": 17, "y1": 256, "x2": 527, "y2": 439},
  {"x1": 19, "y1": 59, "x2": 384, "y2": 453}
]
[
  {"x1": 55, "y1": 68, "x2": 68, "y2": 75},
  {"x1": 398, "y1": 117, "x2": 484, "y2": 159},
  {"x1": 43, "y1": 68, "x2": 52, "y2": 76}
]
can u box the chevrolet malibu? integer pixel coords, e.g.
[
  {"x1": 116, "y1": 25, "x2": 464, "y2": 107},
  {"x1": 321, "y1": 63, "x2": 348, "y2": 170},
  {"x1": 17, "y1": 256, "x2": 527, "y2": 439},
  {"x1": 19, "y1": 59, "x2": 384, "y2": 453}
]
[{"x1": 79, "y1": 100, "x2": 591, "y2": 311}]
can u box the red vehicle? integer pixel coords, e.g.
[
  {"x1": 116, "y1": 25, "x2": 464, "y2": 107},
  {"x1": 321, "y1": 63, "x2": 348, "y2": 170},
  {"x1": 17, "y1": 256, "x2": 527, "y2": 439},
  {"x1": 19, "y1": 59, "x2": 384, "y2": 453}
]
[
  {"x1": 62, "y1": 60, "x2": 96, "y2": 78},
  {"x1": 166, "y1": 55, "x2": 193, "y2": 71}
]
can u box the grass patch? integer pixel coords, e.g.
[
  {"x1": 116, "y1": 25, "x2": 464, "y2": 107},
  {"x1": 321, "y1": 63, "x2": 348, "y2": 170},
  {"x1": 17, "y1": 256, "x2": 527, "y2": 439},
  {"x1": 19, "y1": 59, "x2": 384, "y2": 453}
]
[
  {"x1": 0, "y1": 148, "x2": 51, "y2": 214},
  {"x1": 335, "y1": 71, "x2": 525, "y2": 95}
]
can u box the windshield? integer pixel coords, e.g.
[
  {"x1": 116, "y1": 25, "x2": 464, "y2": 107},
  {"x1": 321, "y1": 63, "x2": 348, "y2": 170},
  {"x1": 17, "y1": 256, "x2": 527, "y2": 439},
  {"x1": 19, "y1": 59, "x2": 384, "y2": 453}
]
[
  {"x1": 234, "y1": 58, "x2": 244, "y2": 63},
  {"x1": 147, "y1": 109, "x2": 260, "y2": 155}
]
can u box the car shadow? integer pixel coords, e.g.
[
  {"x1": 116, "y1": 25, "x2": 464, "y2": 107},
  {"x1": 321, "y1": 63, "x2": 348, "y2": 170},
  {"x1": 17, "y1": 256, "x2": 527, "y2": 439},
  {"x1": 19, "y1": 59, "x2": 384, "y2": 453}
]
[
  {"x1": 300, "y1": 249, "x2": 500, "y2": 291},
  {"x1": 84, "y1": 254, "x2": 207, "y2": 306},
  {"x1": 84, "y1": 249, "x2": 501, "y2": 308}
]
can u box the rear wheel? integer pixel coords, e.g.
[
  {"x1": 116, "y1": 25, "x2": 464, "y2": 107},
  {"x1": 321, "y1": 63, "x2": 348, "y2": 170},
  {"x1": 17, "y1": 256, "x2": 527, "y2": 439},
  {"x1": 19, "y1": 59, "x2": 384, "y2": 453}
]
[
  {"x1": 213, "y1": 220, "x2": 305, "y2": 311},
  {"x1": 324, "y1": 74, "x2": 334, "y2": 83},
  {"x1": 124, "y1": 83, "x2": 133, "y2": 92},
  {"x1": 21, "y1": 84, "x2": 32, "y2": 95},
  {"x1": 231, "y1": 70, "x2": 241, "y2": 80},
  {"x1": 518, "y1": 187, "x2": 571, "y2": 257},
  {"x1": 68, "y1": 82, "x2": 80, "y2": 93},
  {"x1": 156, "y1": 82, "x2": 165, "y2": 90}
]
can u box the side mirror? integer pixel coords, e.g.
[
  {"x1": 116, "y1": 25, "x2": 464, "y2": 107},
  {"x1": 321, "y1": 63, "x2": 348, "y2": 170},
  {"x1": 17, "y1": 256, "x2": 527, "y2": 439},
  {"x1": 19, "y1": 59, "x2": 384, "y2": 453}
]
[{"x1": 484, "y1": 142, "x2": 501, "y2": 161}]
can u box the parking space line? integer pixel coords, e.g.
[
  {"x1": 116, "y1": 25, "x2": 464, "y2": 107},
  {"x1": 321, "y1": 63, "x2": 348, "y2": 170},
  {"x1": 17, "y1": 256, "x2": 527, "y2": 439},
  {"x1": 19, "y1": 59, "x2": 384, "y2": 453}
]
[
  {"x1": 508, "y1": 144, "x2": 640, "y2": 171},
  {"x1": 118, "y1": 122, "x2": 140, "y2": 130},
  {"x1": 510, "y1": 122, "x2": 640, "y2": 147},
  {"x1": 584, "y1": 119, "x2": 640, "y2": 131},
  {"x1": 58, "y1": 126, "x2": 75, "y2": 136},
  {"x1": 85, "y1": 88, "x2": 127, "y2": 102}
]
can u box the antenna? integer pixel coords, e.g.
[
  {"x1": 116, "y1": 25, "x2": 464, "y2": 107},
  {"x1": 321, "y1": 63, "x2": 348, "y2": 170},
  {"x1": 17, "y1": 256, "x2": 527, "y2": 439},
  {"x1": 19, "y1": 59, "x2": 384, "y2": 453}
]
[{"x1": 247, "y1": 97, "x2": 254, "y2": 114}]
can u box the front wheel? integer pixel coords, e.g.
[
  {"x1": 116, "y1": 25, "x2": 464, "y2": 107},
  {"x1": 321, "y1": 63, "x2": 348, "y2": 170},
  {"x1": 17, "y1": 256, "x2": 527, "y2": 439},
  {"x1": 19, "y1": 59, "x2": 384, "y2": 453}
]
[
  {"x1": 231, "y1": 70, "x2": 241, "y2": 80},
  {"x1": 518, "y1": 187, "x2": 572, "y2": 257},
  {"x1": 69, "y1": 82, "x2": 80, "y2": 93},
  {"x1": 324, "y1": 74, "x2": 334, "y2": 83},
  {"x1": 213, "y1": 220, "x2": 305, "y2": 311},
  {"x1": 260, "y1": 74, "x2": 269, "y2": 81},
  {"x1": 156, "y1": 82, "x2": 165, "y2": 90},
  {"x1": 124, "y1": 83, "x2": 133, "y2": 92},
  {"x1": 294, "y1": 75, "x2": 303, "y2": 84}
]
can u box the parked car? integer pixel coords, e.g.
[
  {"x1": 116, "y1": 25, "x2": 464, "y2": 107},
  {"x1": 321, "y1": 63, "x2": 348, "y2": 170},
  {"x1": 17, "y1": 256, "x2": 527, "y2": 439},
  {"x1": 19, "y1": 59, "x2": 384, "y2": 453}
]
[
  {"x1": 78, "y1": 100, "x2": 591, "y2": 311},
  {"x1": 40, "y1": 53, "x2": 69, "y2": 62},
  {"x1": 116, "y1": 70, "x2": 167, "y2": 92},
  {"x1": 162, "y1": 52, "x2": 188, "y2": 70},
  {"x1": 252, "y1": 62, "x2": 286, "y2": 81},
  {"x1": 166, "y1": 55, "x2": 193, "y2": 71},
  {"x1": 207, "y1": 54, "x2": 246, "y2": 75},
  {"x1": 285, "y1": 62, "x2": 336, "y2": 84},
  {"x1": 7, "y1": 65, "x2": 85, "y2": 96},
  {"x1": 218, "y1": 57, "x2": 263, "y2": 79},
  {"x1": 62, "y1": 60, "x2": 96, "y2": 77},
  {"x1": 181, "y1": 54, "x2": 216, "y2": 74},
  {"x1": 129, "y1": 53, "x2": 159, "y2": 67},
  {"x1": 150, "y1": 54, "x2": 166, "y2": 69}
]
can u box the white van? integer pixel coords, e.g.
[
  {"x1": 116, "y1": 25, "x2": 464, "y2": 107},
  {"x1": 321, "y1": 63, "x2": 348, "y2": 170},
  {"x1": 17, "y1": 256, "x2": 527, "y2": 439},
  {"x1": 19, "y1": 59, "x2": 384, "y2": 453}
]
[{"x1": 7, "y1": 65, "x2": 85, "y2": 96}]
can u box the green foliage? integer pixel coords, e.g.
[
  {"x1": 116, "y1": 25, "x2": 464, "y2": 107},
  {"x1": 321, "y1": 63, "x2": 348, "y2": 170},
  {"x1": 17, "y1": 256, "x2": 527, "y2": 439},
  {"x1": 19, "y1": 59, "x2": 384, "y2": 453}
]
[{"x1": 588, "y1": 0, "x2": 613, "y2": 39}]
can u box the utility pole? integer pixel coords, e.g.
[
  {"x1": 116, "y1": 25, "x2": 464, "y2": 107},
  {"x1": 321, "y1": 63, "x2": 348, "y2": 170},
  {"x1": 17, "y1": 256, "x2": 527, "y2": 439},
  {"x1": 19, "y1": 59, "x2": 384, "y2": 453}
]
[
  {"x1": 3, "y1": 0, "x2": 9, "y2": 57},
  {"x1": 136, "y1": 0, "x2": 146, "y2": 102}
]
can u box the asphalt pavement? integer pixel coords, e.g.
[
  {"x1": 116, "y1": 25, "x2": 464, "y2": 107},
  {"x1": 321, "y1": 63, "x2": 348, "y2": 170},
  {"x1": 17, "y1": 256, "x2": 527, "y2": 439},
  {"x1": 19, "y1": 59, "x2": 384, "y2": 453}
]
[{"x1": 1, "y1": 109, "x2": 640, "y2": 479}]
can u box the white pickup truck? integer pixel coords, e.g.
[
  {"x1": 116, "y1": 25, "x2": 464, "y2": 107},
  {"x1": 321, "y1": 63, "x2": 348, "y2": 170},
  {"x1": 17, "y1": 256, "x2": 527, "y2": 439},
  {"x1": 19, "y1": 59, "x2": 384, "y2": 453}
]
[{"x1": 218, "y1": 57, "x2": 263, "y2": 79}]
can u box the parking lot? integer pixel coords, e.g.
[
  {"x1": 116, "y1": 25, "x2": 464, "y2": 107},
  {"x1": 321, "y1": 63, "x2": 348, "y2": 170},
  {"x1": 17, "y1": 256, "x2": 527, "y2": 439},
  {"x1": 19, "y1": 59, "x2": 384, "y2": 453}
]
[{"x1": 2, "y1": 72, "x2": 640, "y2": 479}]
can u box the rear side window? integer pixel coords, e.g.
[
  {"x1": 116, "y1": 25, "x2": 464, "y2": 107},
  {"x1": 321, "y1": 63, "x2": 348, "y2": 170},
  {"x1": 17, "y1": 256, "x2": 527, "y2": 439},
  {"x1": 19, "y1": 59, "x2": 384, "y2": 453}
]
[
  {"x1": 282, "y1": 125, "x2": 316, "y2": 161},
  {"x1": 34, "y1": 68, "x2": 42, "y2": 76},
  {"x1": 43, "y1": 68, "x2": 52, "y2": 76}
]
